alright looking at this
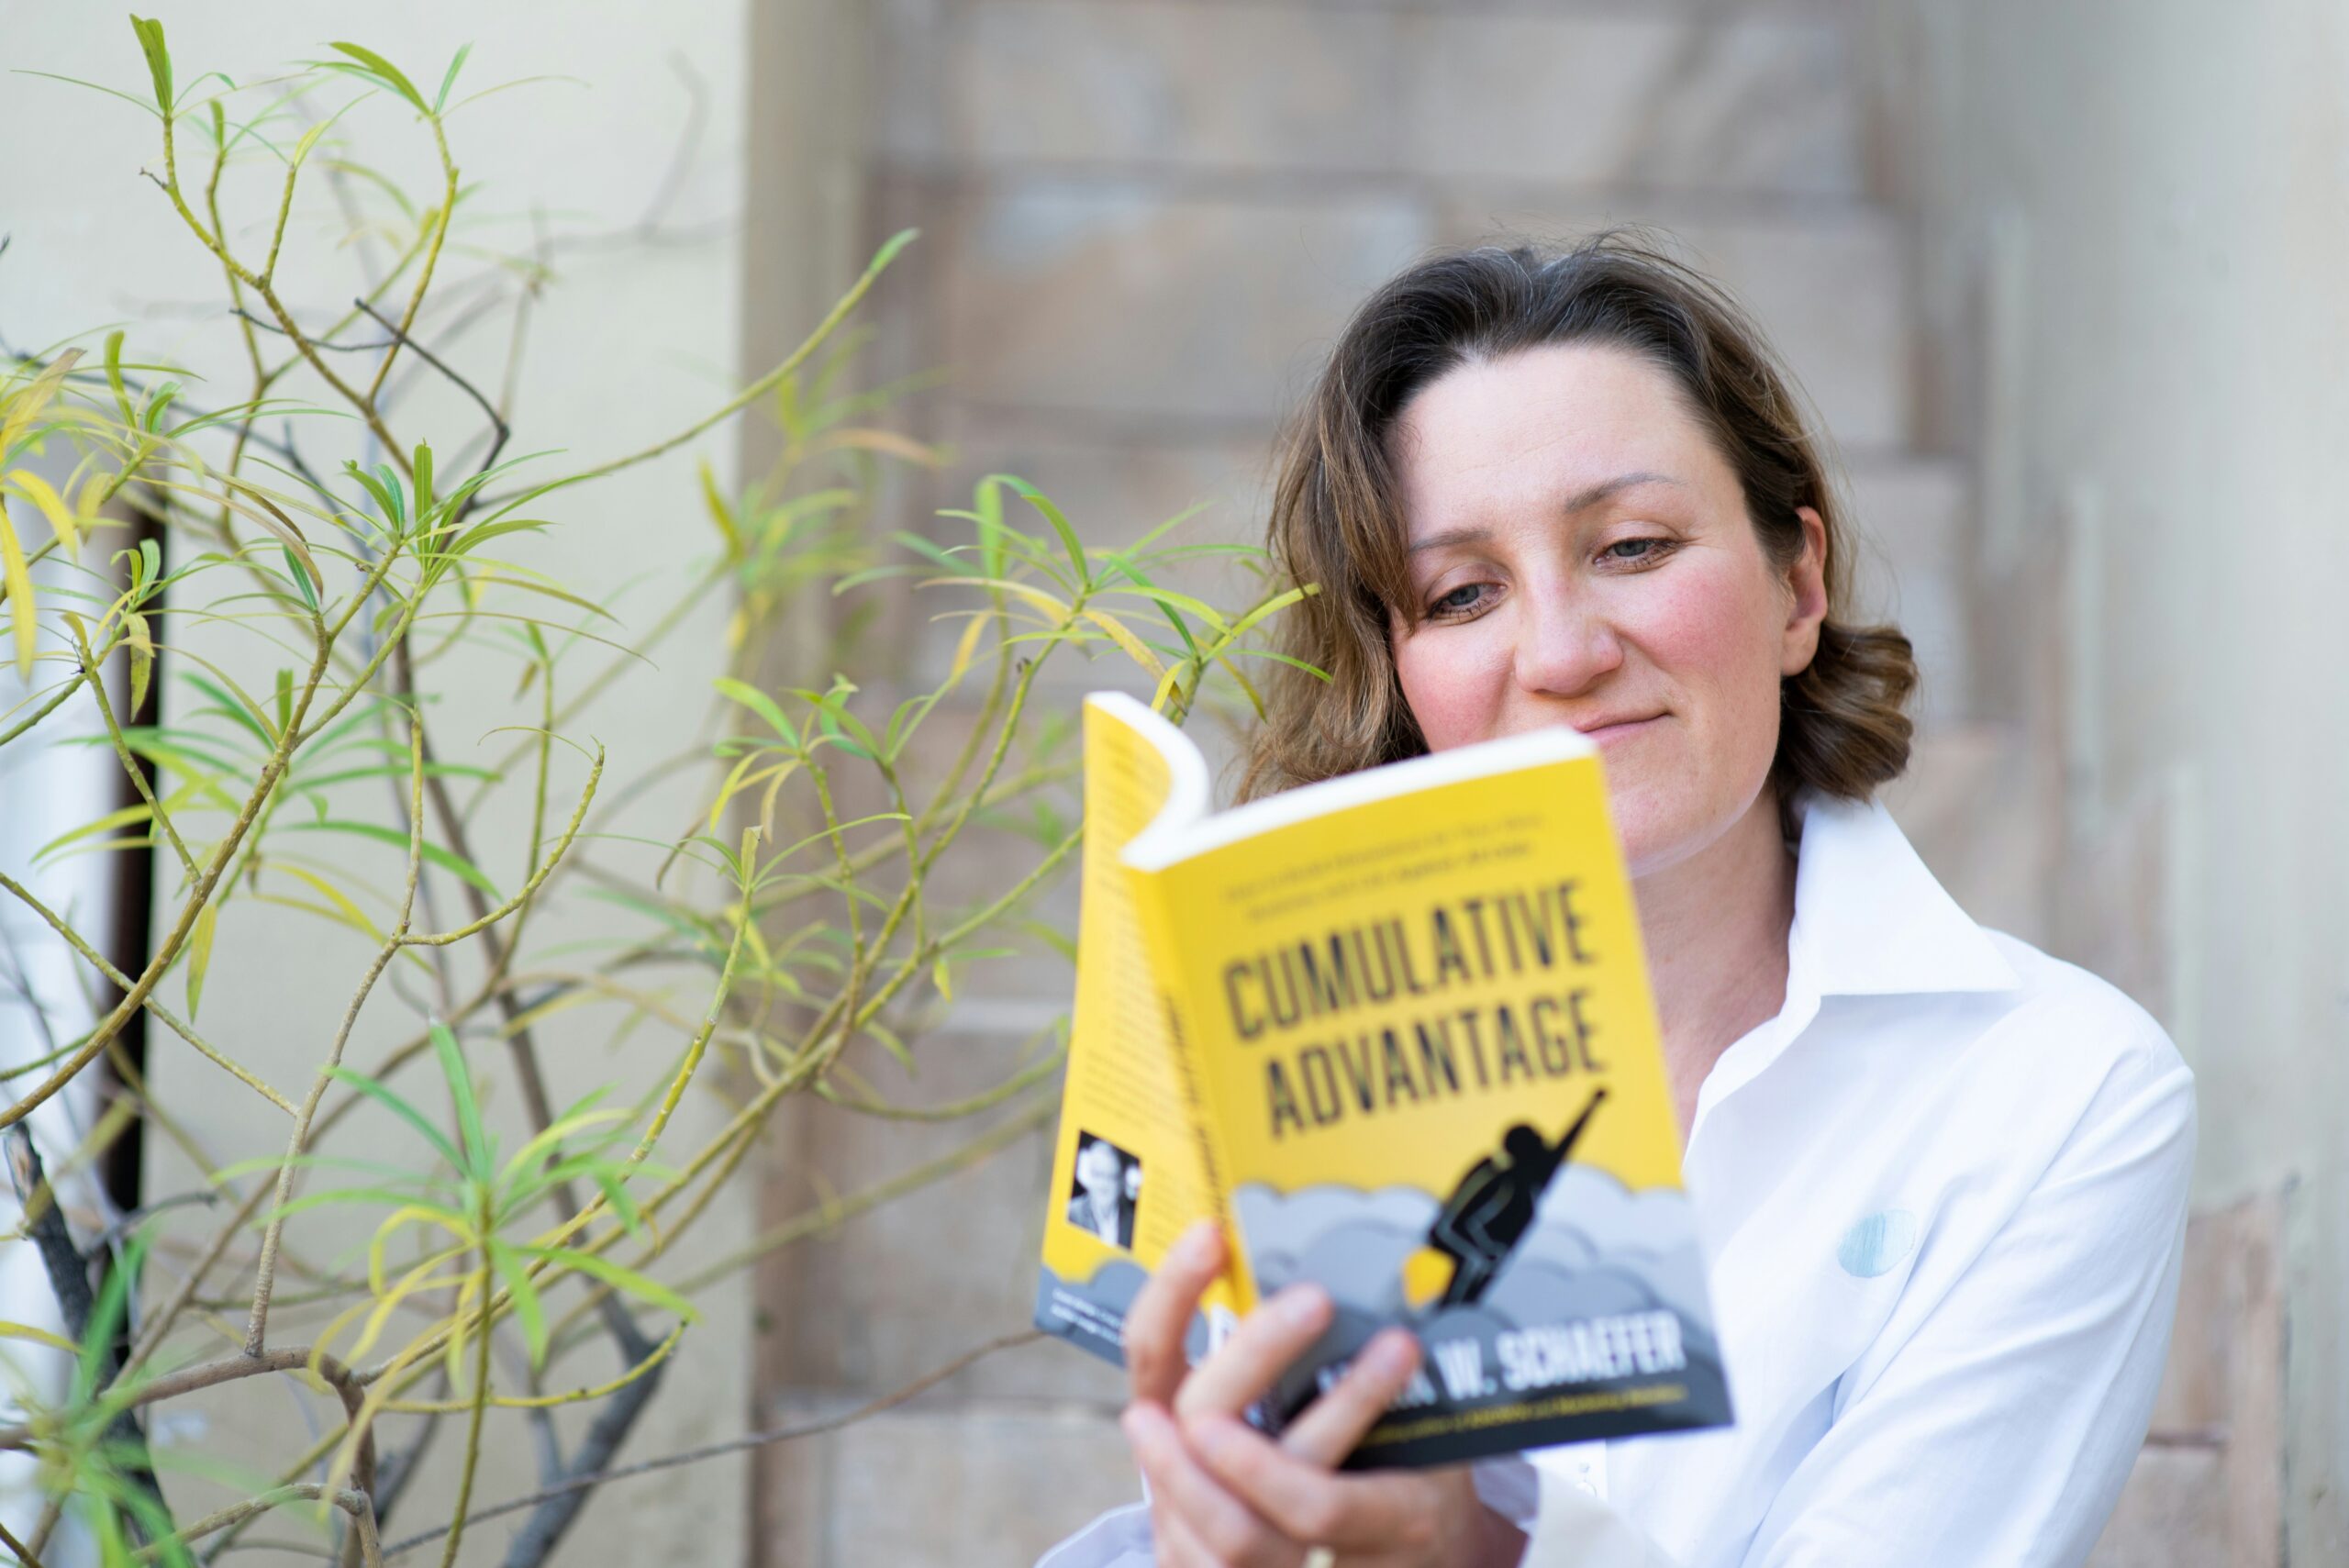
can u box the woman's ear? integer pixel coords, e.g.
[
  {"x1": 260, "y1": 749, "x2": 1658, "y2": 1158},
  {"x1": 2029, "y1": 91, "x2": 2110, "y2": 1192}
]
[{"x1": 1779, "y1": 506, "x2": 1831, "y2": 676}]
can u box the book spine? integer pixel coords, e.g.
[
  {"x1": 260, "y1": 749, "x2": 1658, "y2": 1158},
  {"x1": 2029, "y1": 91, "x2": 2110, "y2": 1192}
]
[{"x1": 1126, "y1": 864, "x2": 1254, "y2": 1312}]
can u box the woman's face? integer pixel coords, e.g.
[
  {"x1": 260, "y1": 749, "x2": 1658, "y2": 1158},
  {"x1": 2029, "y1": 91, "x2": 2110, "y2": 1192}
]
[
  {"x1": 1386, "y1": 343, "x2": 1827, "y2": 877},
  {"x1": 1076, "y1": 1140, "x2": 1122, "y2": 1199}
]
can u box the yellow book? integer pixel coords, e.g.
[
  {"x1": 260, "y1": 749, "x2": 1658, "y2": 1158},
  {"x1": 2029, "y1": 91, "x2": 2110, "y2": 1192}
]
[{"x1": 1036, "y1": 693, "x2": 1731, "y2": 1468}]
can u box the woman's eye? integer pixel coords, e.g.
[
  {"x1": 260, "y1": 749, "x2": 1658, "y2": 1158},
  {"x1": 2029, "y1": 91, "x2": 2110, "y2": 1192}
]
[
  {"x1": 1602, "y1": 536, "x2": 1669, "y2": 563},
  {"x1": 1429, "y1": 584, "x2": 1487, "y2": 617}
]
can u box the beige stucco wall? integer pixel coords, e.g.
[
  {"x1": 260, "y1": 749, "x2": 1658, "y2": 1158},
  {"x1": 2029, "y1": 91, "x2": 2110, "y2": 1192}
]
[{"x1": 1865, "y1": 3, "x2": 2349, "y2": 1558}]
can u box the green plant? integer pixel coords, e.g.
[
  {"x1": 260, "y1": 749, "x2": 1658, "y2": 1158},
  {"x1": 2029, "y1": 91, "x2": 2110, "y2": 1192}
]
[{"x1": 0, "y1": 18, "x2": 1300, "y2": 1567}]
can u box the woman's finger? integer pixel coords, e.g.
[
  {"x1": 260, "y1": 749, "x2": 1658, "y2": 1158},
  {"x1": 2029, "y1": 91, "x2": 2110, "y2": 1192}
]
[
  {"x1": 1152, "y1": 1504, "x2": 1220, "y2": 1568},
  {"x1": 1126, "y1": 1221, "x2": 1226, "y2": 1407},
  {"x1": 1172, "y1": 1284, "x2": 1334, "y2": 1424},
  {"x1": 1122, "y1": 1400, "x2": 1299, "y2": 1568},
  {"x1": 1277, "y1": 1328, "x2": 1423, "y2": 1467},
  {"x1": 1186, "y1": 1412, "x2": 1420, "y2": 1552}
]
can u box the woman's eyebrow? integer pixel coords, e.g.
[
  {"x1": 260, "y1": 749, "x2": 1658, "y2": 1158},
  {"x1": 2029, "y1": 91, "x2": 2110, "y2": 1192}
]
[
  {"x1": 1561, "y1": 470, "x2": 1682, "y2": 513},
  {"x1": 1407, "y1": 472, "x2": 1686, "y2": 555}
]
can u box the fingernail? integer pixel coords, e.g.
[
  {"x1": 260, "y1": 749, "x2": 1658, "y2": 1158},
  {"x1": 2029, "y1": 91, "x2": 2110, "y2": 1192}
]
[
  {"x1": 1175, "y1": 1221, "x2": 1219, "y2": 1263},
  {"x1": 1369, "y1": 1329, "x2": 1420, "y2": 1374}
]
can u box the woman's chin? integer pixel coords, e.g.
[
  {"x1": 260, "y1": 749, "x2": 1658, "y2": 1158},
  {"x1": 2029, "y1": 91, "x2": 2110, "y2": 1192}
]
[{"x1": 1607, "y1": 781, "x2": 1710, "y2": 881}]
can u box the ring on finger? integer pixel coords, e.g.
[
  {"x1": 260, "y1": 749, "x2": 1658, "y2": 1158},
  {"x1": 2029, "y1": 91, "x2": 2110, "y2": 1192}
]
[{"x1": 1302, "y1": 1550, "x2": 1336, "y2": 1568}]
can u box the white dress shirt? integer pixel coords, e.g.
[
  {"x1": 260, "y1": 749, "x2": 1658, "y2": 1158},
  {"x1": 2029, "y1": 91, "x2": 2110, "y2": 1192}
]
[{"x1": 1039, "y1": 790, "x2": 2196, "y2": 1568}]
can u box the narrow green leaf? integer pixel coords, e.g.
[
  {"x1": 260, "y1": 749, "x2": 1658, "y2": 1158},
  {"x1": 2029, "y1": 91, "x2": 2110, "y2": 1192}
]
[
  {"x1": 7, "y1": 470, "x2": 81, "y2": 560},
  {"x1": 993, "y1": 474, "x2": 1091, "y2": 592},
  {"x1": 865, "y1": 1019, "x2": 917, "y2": 1074},
  {"x1": 697, "y1": 459, "x2": 740, "y2": 558},
  {"x1": 456, "y1": 573, "x2": 617, "y2": 620},
  {"x1": 432, "y1": 1019, "x2": 491, "y2": 1182},
  {"x1": 32, "y1": 798, "x2": 154, "y2": 864},
  {"x1": 890, "y1": 529, "x2": 974, "y2": 578},
  {"x1": 75, "y1": 1235, "x2": 146, "y2": 1404},
  {"x1": 869, "y1": 228, "x2": 918, "y2": 273},
  {"x1": 139, "y1": 378, "x2": 180, "y2": 432},
  {"x1": 592, "y1": 1169, "x2": 645, "y2": 1240},
  {"x1": 713, "y1": 677, "x2": 798, "y2": 747},
  {"x1": 329, "y1": 41, "x2": 429, "y2": 113},
  {"x1": 444, "y1": 517, "x2": 550, "y2": 557},
  {"x1": 376, "y1": 462, "x2": 409, "y2": 529},
  {"x1": 0, "y1": 349, "x2": 82, "y2": 467},
  {"x1": 433, "y1": 42, "x2": 473, "y2": 114},
  {"x1": 817, "y1": 700, "x2": 882, "y2": 762},
  {"x1": 292, "y1": 760, "x2": 495, "y2": 793},
  {"x1": 529, "y1": 1247, "x2": 696, "y2": 1321},
  {"x1": 344, "y1": 461, "x2": 400, "y2": 529},
  {"x1": 129, "y1": 16, "x2": 173, "y2": 113},
  {"x1": 287, "y1": 819, "x2": 503, "y2": 899},
  {"x1": 184, "y1": 900, "x2": 217, "y2": 1018},
  {"x1": 495, "y1": 1103, "x2": 624, "y2": 1195},
  {"x1": 292, "y1": 117, "x2": 331, "y2": 169},
  {"x1": 0, "y1": 505, "x2": 35, "y2": 680},
  {"x1": 328, "y1": 1065, "x2": 465, "y2": 1172},
  {"x1": 126, "y1": 612, "x2": 153, "y2": 716},
  {"x1": 104, "y1": 329, "x2": 135, "y2": 426},
  {"x1": 282, "y1": 546, "x2": 319, "y2": 612},
  {"x1": 1224, "y1": 584, "x2": 1316, "y2": 643},
  {"x1": 180, "y1": 672, "x2": 274, "y2": 747},
  {"x1": 974, "y1": 477, "x2": 1007, "y2": 580},
  {"x1": 411, "y1": 440, "x2": 435, "y2": 523},
  {"x1": 488, "y1": 1240, "x2": 548, "y2": 1366},
  {"x1": 219, "y1": 477, "x2": 324, "y2": 591}
]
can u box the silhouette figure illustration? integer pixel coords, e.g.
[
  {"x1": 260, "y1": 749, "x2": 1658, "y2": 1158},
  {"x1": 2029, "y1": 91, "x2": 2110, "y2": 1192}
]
[{"x1": 1425, "y1": 1089, "x2": 1609, "y2": 1309}]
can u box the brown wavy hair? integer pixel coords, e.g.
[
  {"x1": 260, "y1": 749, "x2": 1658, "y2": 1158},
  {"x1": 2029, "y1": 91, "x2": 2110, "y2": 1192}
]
[{"x1": 1237, "y1": 230, "x2": 1918, "y2": 814}]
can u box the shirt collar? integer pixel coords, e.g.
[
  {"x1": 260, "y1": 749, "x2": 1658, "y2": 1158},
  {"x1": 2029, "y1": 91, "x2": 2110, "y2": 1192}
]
[
  {"x1": 1687, "y1": 789, "x2": 2021, "y2": 1148},
  {"x1": 1787, "y1": 789, "x2": 2020, "y2": 999}
]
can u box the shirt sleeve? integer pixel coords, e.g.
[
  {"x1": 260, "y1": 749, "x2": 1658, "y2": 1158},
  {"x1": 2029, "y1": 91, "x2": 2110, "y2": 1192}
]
[{"x1": 1033, "y1": 1499, "x2": 1155, "y2": 1568}]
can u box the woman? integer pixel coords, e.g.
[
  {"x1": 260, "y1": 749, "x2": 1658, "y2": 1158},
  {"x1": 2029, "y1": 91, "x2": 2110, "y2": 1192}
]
[{"x1": 1041, "y1": 233, "x2": 2195, "y2": 1568}]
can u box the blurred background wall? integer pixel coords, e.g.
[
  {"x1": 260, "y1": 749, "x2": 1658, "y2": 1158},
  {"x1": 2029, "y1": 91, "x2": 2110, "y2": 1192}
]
[{"x1": 1865, "y1": 6, "x2": 2346, "y2": 1562}]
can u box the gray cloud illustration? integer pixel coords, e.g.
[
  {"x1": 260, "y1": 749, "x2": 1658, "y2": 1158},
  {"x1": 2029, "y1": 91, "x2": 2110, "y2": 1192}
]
[{"x1": 1233, "y1": 1165, "x2": 1720, "y2": 1359}]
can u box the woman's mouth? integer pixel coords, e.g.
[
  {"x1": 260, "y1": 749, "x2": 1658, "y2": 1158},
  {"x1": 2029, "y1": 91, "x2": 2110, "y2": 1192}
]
[{"x1": 1579, "y1": 715, "x2": 1662, "y2": 745}]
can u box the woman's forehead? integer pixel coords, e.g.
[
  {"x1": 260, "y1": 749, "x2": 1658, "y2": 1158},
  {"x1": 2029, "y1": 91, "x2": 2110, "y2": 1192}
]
[{"x1": 1389, "y1": 345, "x2": 1729, "y2": 526}]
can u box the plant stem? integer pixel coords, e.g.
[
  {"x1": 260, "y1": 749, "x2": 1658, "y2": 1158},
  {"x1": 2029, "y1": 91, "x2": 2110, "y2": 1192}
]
[{"x1": 429, "y1": 1251, "x2": 494, "y2": 1568}]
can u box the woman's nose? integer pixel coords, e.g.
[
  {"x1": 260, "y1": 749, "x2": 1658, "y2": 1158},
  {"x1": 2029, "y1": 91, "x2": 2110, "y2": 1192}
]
[{"x1": 1510, "y1": 584, "x2": 1624, "y2": 696}]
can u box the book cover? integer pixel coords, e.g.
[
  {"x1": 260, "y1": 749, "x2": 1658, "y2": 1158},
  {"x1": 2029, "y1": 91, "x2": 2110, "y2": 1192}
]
[{"x1": 1036, "y1": 693, "x2": 1731, "y2": 1468}]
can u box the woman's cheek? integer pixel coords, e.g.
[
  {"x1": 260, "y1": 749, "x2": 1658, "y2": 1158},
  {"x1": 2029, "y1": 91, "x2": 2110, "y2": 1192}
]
[
  {"x1": 1636, "y1": 562, "x2": 1787, "y2": 784},
  {"x1": 1394, "y1": 627, "x2": 1508, "y2": 752}
]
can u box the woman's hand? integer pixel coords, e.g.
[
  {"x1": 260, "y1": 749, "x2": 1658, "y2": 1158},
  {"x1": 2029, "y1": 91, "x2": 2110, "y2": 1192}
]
[{"x1": 1119, "y1": 1221, "x2": 1530, "y2": 1568}]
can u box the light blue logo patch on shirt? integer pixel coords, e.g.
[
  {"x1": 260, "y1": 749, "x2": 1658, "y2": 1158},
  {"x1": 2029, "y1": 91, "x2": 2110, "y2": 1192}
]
[{"x1": 1838, "y1": 1209, "x2": 1919, "y2": 1278}]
